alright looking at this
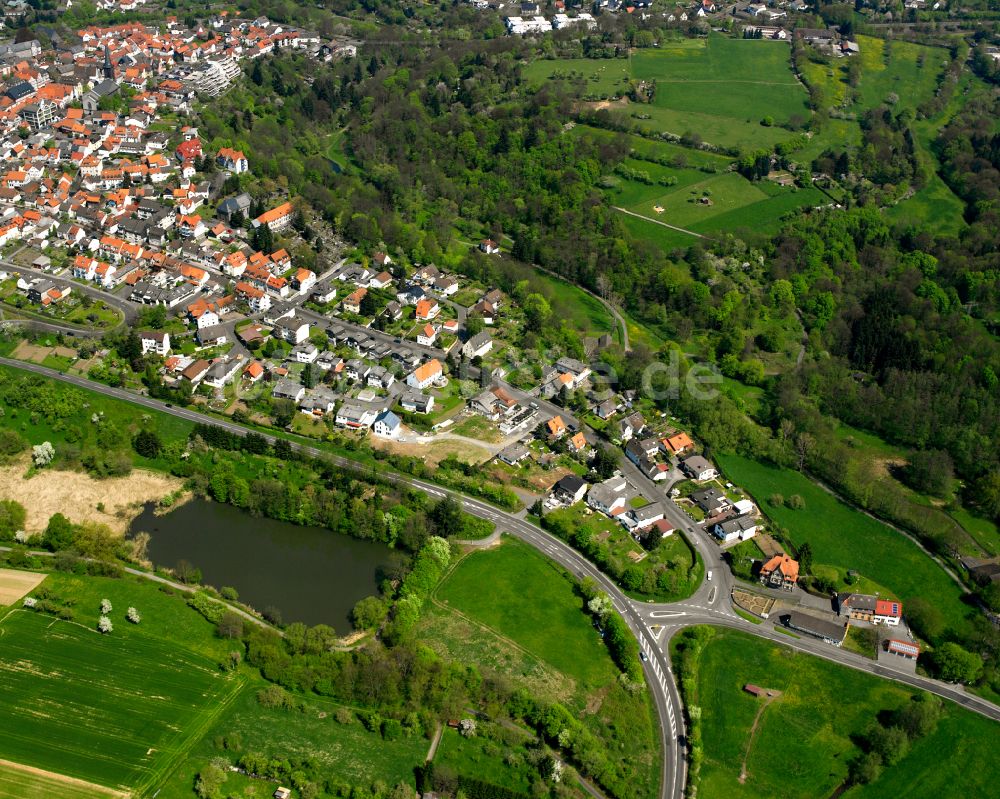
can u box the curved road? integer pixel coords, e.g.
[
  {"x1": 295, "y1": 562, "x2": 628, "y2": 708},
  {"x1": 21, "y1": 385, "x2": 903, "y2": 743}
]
[{"x1": 2, "y1": 358, "x2": 998, "y2": 799}]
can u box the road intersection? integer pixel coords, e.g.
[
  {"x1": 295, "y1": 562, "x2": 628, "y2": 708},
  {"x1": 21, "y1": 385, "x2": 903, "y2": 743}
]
[{"x1": 1, "y1": 357, "x2": 998, "y2": 799}]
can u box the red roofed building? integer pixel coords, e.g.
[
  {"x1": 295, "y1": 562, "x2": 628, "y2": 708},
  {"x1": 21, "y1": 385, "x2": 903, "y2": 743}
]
[
  {"x1": 874, "y1": 599, "x2": 902, "y2": 626},
  {"x1": 252, "y1": 201, "x2": 294, "y2": 232},
  {"x1": 175, "y1": 138, "x2": 202, "y2": 162},
  {"x1": 217, "y1": 146, "x2": 249, "y2": 174},
  {"x1": 760, "y1": 554, "x2": 799, "y2": 591}
]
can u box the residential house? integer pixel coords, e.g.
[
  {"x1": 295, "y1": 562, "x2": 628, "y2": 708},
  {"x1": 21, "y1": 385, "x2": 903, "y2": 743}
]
[
  {"x1": 399, "y1": 390, "x2": 434, "y2": 414},
  {"x1": 661, "y1": 432, "x2": 694, "y2": 456},
  {"x1": 713, "y1": 515, "x2": 758, "y2": 543},
  {"x1": 217, "y1": 147, "x2": 249, "y2": 173},
  {"x1": 416, "y1": 324, "x2": 438, "y2": 347},
  {"x1": 595, "y1": 397, "x2": 619, "y2": 419},
  {"x1": 874, "y1": 599, "x2": 902, "y2": 626},
  {"x1": 553, "y1": 474, "x2": 588, "y2": 505},
  {"x1": 312, "y1": 281, "x2": 337, "y2": 304},
  {"x1": 407, "y1": 359, "x2": 443, "y2": 389},
  {"x1": 292, "y1": 342, "x2": 319, "y2": 363},
  {"x1": 760, "y1": 554, "x2": 799, "y2": 591},
  {"x1": 479, "y1": 238, "x2": 500, "y2": 254},
  {"x1": 623, "y1": 502, "x2": 665, "y2": 532},
  {"x1": 587, "y1": 475, "x2": 628, "y2": 516},
  {"x1": 462, "y1": 331, "x2": 493, "y2": 359},
  {"x1": 271, "y1": 377, "x2": 305, "y2": 402},
  {"x1": 498, "y1": 442, "x2": 531, "y2": 466},
  {"x1": 203, "y1": 358, "x2": 243, "y2": 389},
  {"x1": 546, "y1": 415, "x2": 567, "y2": 440},
  {"x1": 244, "y1": 361, "x2": 265, "y2": 383},
  {"x1": 181, "y1": 358, "x2": 210, "y2": 384},
  {"x1": 680, "y1": 455, "x2": 718, "y2": 482},
  {"x1": 196, "y1": 324, "x2": 228, "y2": 347},
  {"x1": 292, "y1": 268, "x2": 317, "y2": 294},
  {"x1": 373, "y1": 410, "x2": 402, "y2": 438},
  {"x1": 274, "y1": 321, "x2": 310, "y2": 344},
  {"x1": 140, "y1": 330, "x2": 170, "y2": 356},
  {"x1": 619, "y1": 411, "x2": 645, "y2": 442},
  {"x1": 342, "y1": 287, "x2": 367, "y2": 315},
  {"x1": 691, "y1": 487, "x2": 730, "y2": 515},
  {"x1": 568, "y1": 431, "x2": 588, "y2": 454},
  {"x1": 252, "y1": 201, "x2": 294, "y2": 232},
  {"x1": 336, "y1": 402, "x2": 379, "y2": 430},
  {"x1": 415, "y1": 298, "x2": 440, "y2": 321}
]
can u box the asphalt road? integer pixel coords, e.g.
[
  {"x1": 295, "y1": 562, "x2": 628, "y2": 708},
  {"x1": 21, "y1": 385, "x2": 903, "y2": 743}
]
[{"x1": 3, "y1": 358, "x2": 999, "y2": 799}]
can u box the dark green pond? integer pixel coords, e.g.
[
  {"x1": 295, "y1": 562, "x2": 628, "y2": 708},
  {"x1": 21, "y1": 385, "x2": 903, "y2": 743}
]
[{"x1": 129, "y1": 499, "x2": 401, "y2": 630}]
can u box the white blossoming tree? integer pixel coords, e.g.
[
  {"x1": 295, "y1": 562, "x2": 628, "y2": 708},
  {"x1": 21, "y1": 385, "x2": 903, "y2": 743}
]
[
  {"x1": 13, "y1": 530, "x2": 28, "y2": 544},
  {"x1": 32, "y1": 441, "x2": 54, "y2": 467},
  {"x1": 22, "y1": 597, "x2": 36, "y2": 609},
  {"x1": 100, "y1": 598, "x2": 112, "y2": 614},
  {"x1": 98, "y1": 616, "x2": 113, "y2": 634},
  {"x1": 126, "y1": 607, "x2": 141, "y2": 624},
  {"x1": 458, "y1": 718, "x2": 476, "y2": 738}
]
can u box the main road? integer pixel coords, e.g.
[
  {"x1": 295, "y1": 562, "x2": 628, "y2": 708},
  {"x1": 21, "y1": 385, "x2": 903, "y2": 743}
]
[{"x1": 2, "y1": 358, "x2": 999, "y2": 799}]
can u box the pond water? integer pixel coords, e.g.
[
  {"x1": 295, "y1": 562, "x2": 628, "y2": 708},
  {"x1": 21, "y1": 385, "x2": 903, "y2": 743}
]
[{"x1": 129, "y1": 499, "x2": 401, "y2": 630}]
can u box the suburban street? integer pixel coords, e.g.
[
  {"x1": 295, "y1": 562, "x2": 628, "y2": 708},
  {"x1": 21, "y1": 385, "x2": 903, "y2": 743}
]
[{"x1": 2, "y1": 357, "x2": 999, "y2": 799}]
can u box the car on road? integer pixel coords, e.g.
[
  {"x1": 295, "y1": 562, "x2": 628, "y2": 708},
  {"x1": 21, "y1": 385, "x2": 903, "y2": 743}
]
[
  {"x1": 639, "y1": 651, "x2": 647, "y2": 662},
  {"x1": 677, "y1": 734, "x2": 687, "y2": 748},
  {"x1": 707, "y1": 570, "x2": 713, "y2": 581}
]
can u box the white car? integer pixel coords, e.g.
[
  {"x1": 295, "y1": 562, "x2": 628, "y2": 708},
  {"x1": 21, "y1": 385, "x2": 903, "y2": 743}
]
[{"x1": 707, "y1": 570, "x2": 713, "y2": 582}]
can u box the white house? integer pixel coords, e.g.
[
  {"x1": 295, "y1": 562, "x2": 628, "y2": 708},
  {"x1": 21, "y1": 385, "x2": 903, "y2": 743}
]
[
  {"x1": 407, "y1": 359, "x2": 443, "y2": 390},
  {"x1": 336, "y1": 402, "x2": 378, "y2": 429},
  {"x1": 140, "y1": 331, "x2": 170, "y2": 356},
  {"x1": 712, "y1": 515, "x2": 758, "y2": 543},
  {"x1": 462, "y1": 331, "x2": 493, "y2": 359},
  {"x1": 373, "y1": 410, "x2": 402, "y2": 438},
  {"x1": 587, "y1": 475, "x2": 628, "y2": 516}
]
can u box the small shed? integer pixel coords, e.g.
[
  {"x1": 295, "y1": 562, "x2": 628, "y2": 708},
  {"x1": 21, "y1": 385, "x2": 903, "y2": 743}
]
[{"x1": 744, "y1": 684, "x2": 766, "y2": 697}]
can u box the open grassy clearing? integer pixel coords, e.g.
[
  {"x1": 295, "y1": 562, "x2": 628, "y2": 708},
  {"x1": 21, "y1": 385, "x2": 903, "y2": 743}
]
[
  {"x1": 715, "y1": 455, "x2": 970, "y2": 633},
  {"x1": 0, "y1": 760, "x2": 125, "y2": 799},
  {"x1": 524, "y1": 57, "x2": 632, "y2": 98},
  {"x1": 570, "y1": 125, "x2": 735, "y2": 170},
  {"x1": 691, "y1": 184, "x2": 828, "y2": 236},
  {"x1": 0, "y1": 605, "x2": 240, "y2": 794},
  {"x1": 154, "y1": 684, "x2": 429, "y2": 799},
  {"x1": 436, "y1": 538, "x2": 616, "y2": 690},
  {"x1": 684, "y1": 628, "x2": 1000, "y2": 799},
  {"x1": 625, "y1": 172, "x2": 768, "y2": 229},
  {"x1": 616, "y1": 211, "x2": 701, "y2": 251},
  {"x1": 420, "y1": 537, "x2": 660, "y2": 799}
]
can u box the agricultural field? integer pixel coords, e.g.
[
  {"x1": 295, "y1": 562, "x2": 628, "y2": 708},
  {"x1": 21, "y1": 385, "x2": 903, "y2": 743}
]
[
  {"x1": 680, "y1": 628, "x2": 1000, "y2": 799},
  {"x1": 0, "y1": 598, "x2": 240, "y2": 794},
  {"x1": 0, "y1": 761, "x2": 125, "y2": 799},
  {"x1": 715, "y1": 455, "x2": 970, "y2": 634},
  {"x1": 418, "y1": 537, "x2": 661, "y2": 799}
]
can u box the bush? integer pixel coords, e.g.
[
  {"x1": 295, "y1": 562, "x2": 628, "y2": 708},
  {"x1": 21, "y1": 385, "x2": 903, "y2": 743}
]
[{"x1": 785, "y1": 494, "x2": 806, "y2": 510}]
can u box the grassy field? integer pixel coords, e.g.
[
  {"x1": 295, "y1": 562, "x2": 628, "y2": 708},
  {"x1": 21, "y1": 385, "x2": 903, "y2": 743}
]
[
  {"x1": 0, "y1": 604, "x2": 239, "y2": 794},
  {"x1": 524, "y1": 57, "x2": 633, "y2": 98},
  {"x1": 154, "y1": 685, "x2": 429, "y2": 799},
  {"x1": 420, "y1": 537, "x2": 660, "y2": 799},
  {"x1": 435, "y1": 538, "x2": 617, "y2": 690},
  {"x1": 0, "y1": 762, "x2": 123, "y2": 799},
  {"x1": 715, "y1": 455, "x2": 970, "y2": 632},
  {"x1": 434, "y1": 726, "x2": 537, "y2": 794},
  {"x1": 685, "y1": 628, "x2": 1000, "y2": 799}
]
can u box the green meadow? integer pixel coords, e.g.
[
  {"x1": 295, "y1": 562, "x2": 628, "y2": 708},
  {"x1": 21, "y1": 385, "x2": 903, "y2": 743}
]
[
  {"x1": 684, "y1": 629, "x2": 1000, "y2": 799},
  {"x1": 419, "y1": 537, "x2": 661, "y2": 799}
]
